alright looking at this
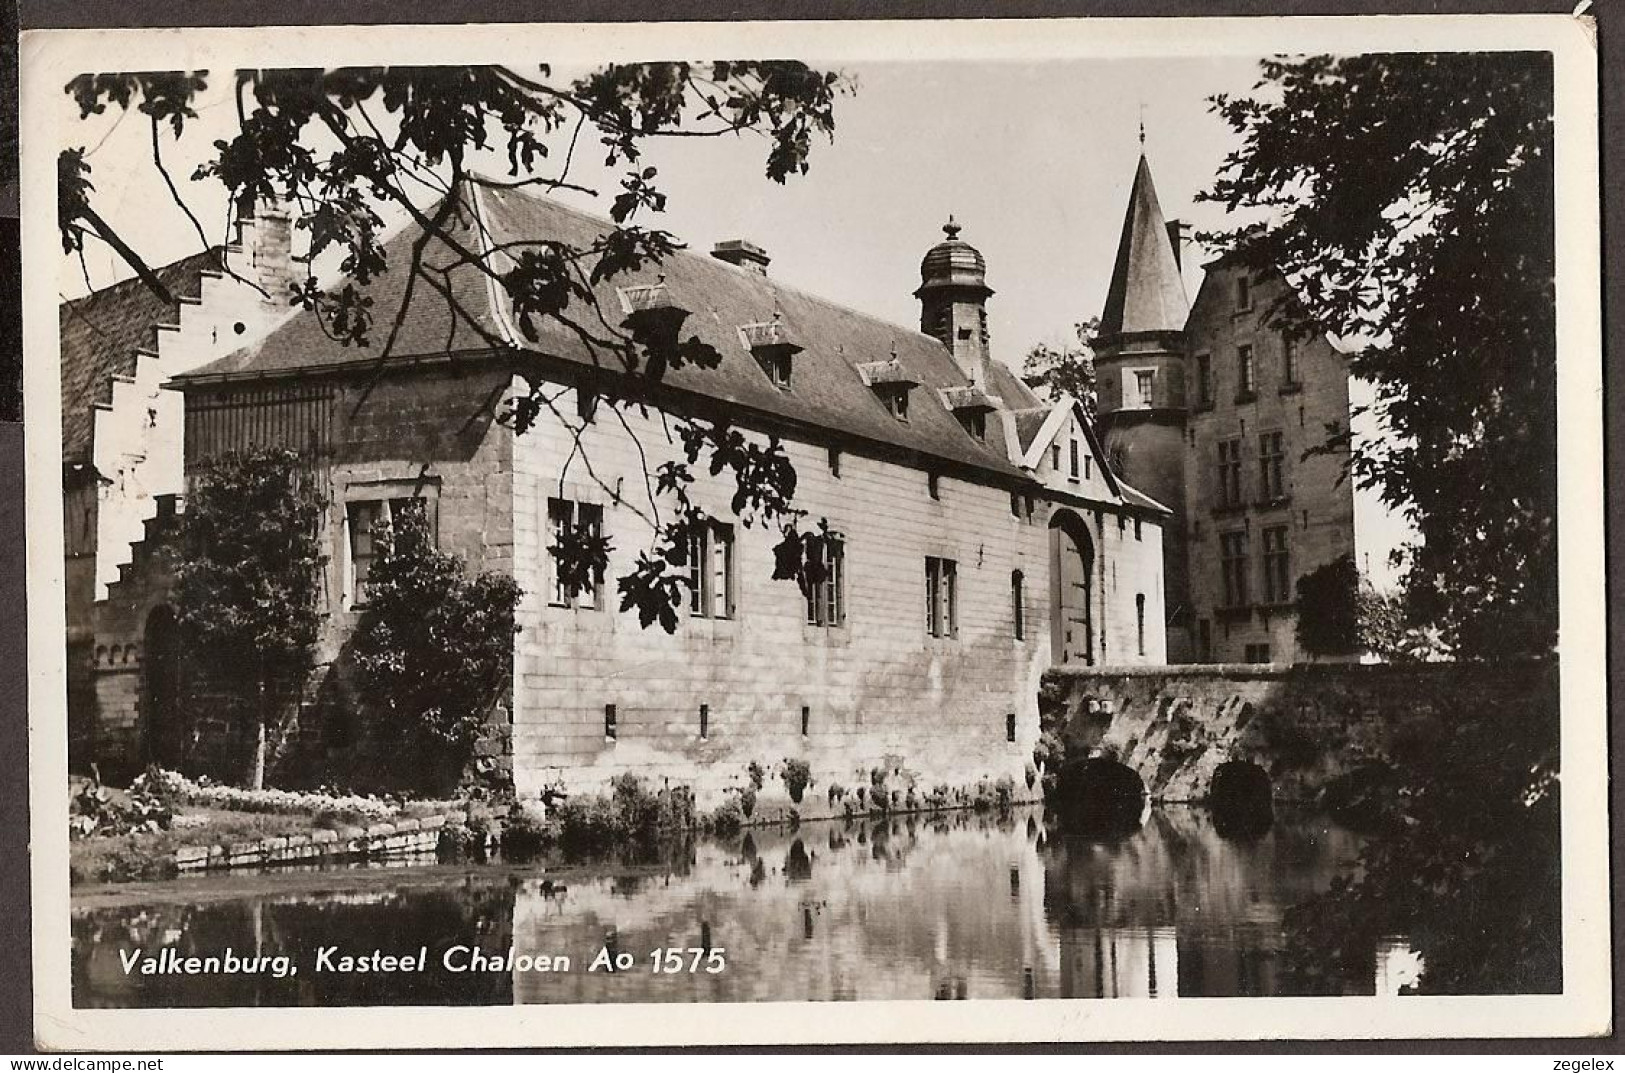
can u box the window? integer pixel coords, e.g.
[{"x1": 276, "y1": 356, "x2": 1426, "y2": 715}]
[
  {"x1": 1135, "y1": 594, "x2": 1146, "y2": 656},
  {"x1": 1069, "y1": 439, "x2": 1080, "y2": 480},
  {"x1": 1011, "y1": 570, "x2": 1026, "y2": 640},
  {"x1": 1050, "y1": 443, "x2": 1062, "y2": 471},
  {"x1": 883, "y1": 387, "x2": 910, "y2": 421},
  {"x1": 686, "y1": 521, "x2": 736, "y2": 619},
  {"x1": 801, "y1": 705, "x2": 811, "y2": 736},
  {"x1": 577, "y1": 388, "x2": 599, "y2": 423},
  {"x1": 1237, "y1": 345, "x2": 1256, "y2": 398},
  {"x1": 805, "y1": 535, "x2": 845, "y2": 627},
  {"x1": 548, "y1": 497, "x2": 604, "y2": 609},
  {"x1": 698, "y1": 704, "x2": 710, "y2": 740},
  {"x1": 1244, "y1": 643, "x2": 1272, "y2": 664},
  {"x1": 1262, "y1": 525, "x2": 1291, "y2": 604},
  {"x1": 604, "y1": 703, "x2": 617, "y2": 741},
  {"x1": 1195, "y1": 353, "x2": 1213, "y2": 408},
  {"x1": 346, "y1": 496, "x2": 437, "y2": 606},
  {"x1": 1282, "y1": 336, "x2": 1300, "y2": 386},
  {"x1": 1134, "y1": 519, "x2": 1143, "y2": 541},
  {"x1": 959, "y1": 411, "x2": 987, "y2": 441},
  {"x1": 1006, "y1": 713, "x2": 1017, "y2": 743},
  {"x1": 925, "y1": 556, "x2": 958, "y2": 638},
  {"x1": 928, "y1": 472, "x2": 941, "y2": 500},
  {"x1": 757, "y1": 349, "x2": 792, "y2": 388},
  {"x1": 1259, "y1": 431, "x2": 1286, "y2": 501},
  {"x1": 1235, "y1": 274, "x2": 1252, "y2": 311},
  {"x1": 828, "y1": 447, "x2": 842, "y2": 477},
  {"x1": 1134, "y1": 369, "x2": 1156, "y2": 408},
  {"x1": 1217, "y1": 439, "x2": 1244, "y2": 508},
  {"x1": 1220, "y1": 531, "x2": 1250, "y2": 608}
]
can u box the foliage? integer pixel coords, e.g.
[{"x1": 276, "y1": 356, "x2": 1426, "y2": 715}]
[
  {"x1": 1020, "y1": 317, "x2": 1099, "y2": 412},
  {"x1": 69, "y1": 775, "x2": 174, "y2": 840},
  {"x1": 1281, "y1": 667, "x2": 1560, "y2": 994},
  {"x1": 1357, "y1": 571, "x2": 1449, "y2": 663},
  {"x1": 1202, "y1": 53, "x2": 1556, "y2": 659},
  {"x1": 553, "y1": 774, "x2": 695, "y2": 851},
  {"x1": 173, "y1": 448, "x2": 327, "y2": 789},
  {"x1": 705, "y1": 799, "x2": 746, "y2": 836},
  {"x1": 1294, "y1": 554, "x2": 1362, "y2": 657},
  {"x1": 780, "y1": 758, "x2": 813, "y2": 804},
  {"x1": 65, "y1": 63, "x2": 852, "y2": 636},
  {"x1": 350, "y1": 506, "x2": 522, "y2": 791}
]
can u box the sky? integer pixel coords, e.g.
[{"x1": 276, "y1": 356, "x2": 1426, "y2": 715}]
[{"x1": 57, "y1": 57, "x2": 1265, "y2": 368}]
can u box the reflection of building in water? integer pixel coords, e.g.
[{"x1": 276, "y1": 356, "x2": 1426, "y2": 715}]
[
  {"x1": 1042, "y1": 808, "x2": 1365, "y2": 998},
  {"x1": 1059, "y1": 926, "x2": 1180, "y2": 998},
  {"x1": 508, "y1": 813, "x2": 1061, "y2": 1004}
]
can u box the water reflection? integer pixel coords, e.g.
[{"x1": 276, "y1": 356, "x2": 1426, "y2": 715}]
[{"x1": 71, "y1": 807, "x2": 1379, "y2": 1007}]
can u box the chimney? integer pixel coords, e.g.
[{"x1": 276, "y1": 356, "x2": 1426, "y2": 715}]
[
  {"x1": 1166, "y1": 219, "x2": 1186, "y2": 270},
  {"x1": 238, "y1": 202, "x2": 296, "y2": 305},
  {"x1": 710, "y1": 239, "x2": 771, "y2": 276}
]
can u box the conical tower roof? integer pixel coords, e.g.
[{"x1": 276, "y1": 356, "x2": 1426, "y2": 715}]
[{"x1": 1098, "y1": 155, "x2": 1189, "y2": 341}]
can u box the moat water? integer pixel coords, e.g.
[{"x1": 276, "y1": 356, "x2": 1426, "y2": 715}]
[{"x1": 70, "y1": 806, "x2": 1421, "y2": 1006}]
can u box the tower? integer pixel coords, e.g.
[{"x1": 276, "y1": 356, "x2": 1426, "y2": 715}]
[
  {"x1": 1094, "y1": 153, "x2": 1194, "y2": 659},
  {"x1": 916, "y1": 216, "x2": 994, "y2": 388}
]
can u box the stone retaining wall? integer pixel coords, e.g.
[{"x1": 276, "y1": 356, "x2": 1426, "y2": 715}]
[{"x1": 173, "y1": 812, "x2": 462, "y2": 873}]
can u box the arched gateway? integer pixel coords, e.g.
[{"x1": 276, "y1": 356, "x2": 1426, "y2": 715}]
[{"x1": 1049, "y1": 509, "x2": 1095, "y2": 666}]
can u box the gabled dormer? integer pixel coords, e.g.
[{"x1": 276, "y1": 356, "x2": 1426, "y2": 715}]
[
  {"x1": 941, "y1": 384, "x2": 1000, "y2": 441},
  {"x1": 618, "y1": 274, "x2": 692, "y2": 347},
  {"x1": 740, "y1": 311, "x2": 803, "y2": 390},
  {"x1": 856, "y1": 352, "x2": 919, "y2": 421}
]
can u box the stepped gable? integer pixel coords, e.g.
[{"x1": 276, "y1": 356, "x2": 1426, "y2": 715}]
[
  {"x1": 59, "y1": 248, "x2": 223, "y2": 464},
  {"x1": 1098, "y1": 155, "x2": 1190, "y2": 341},
  {"x1": 177, "y1": 181, "x2": 1041, "y2": 483}
]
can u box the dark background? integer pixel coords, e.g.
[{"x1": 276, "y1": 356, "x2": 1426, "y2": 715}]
[{"x1": 0, "y1": 0, "x2": 1618, "y2": 1054}]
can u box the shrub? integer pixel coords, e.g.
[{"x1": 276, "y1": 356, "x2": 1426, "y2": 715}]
[
  {"x1": 502, "y1": 803, "x2": 558, "y2": 858},
  {"x1": 827, "y1": 782, "x2": 846, "y2": 805},
  {"x1": 69, "y1": 778, "x2": 173, "y2": 840},
  {"x1": 745, "y1": 761, "x2": 767, "y2": 791},
  {"x1": 994, "y1": 775, "x2": 1016, "y2": 811},
  {"x1": 735, "y1": 787, "x2": 758, "y2": 819},
  {"x1": 707, "y1": 800, "x2": 745, "y2": 836},
  {"x1": 555, "y1": 775, "x2": 694, "y2": 851},
  {"x1": 352, "y1": 507, "x2": 523, "y2": 794},
  {"x1": 781, "y1": 758, "x2": 813, "y2": 804}
]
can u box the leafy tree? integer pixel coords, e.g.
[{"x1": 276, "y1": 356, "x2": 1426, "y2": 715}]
[
  {"x1": 63, "y1": 64, "x2": 850, "y2": 631},
  {"x1": 1202, "y1": 52, "x2": 1556, "y2": 659},
  {"x1": 172, "y1": 448, "x2": 326, "y2": 789},
  {"x1": 1020, "y1": 317, "x2": 1099, "y2": 411},
  {"x1": 1294, "y1": 554, "x2": 1361, "y2": 657},
  {"x1": 350, "y1": 505, "x2": 522, "y2": 793},
  {"x1": 1282, "y1": 669, "x2": 1560, "y2": 994}
]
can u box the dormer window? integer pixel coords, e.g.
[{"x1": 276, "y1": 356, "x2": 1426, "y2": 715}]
[
  {"x1": 619, "y1": 274, "x2": 691, "y2": 347},
  {"x1": 741, "y1": 312, "x2": 803, "y2": 391},
  {"x1": 856, "y1": 356, "x2": 919, "y2": 422},
  {"x1": 940, "y1": 384, "x2": 999, "y2": 443}
]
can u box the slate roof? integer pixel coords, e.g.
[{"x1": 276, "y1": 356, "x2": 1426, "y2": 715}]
[
  {"x1": 59, "y1": 248, "x2": 223, "y2": 464},
  {"x1": 178, "y1": 182, "x2": 1044, "y2": 483},
  {"x1": 1098, "y1": 155, "x2": 1190, "y2": 341}
]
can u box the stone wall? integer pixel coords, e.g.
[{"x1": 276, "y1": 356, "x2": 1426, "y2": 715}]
[
  {"x1": 508, "y1": 378, "x2": 1059, "y2": 807},
  {"x1": 1041, "y1": 659, "x2": 1557, "y2": 803}
]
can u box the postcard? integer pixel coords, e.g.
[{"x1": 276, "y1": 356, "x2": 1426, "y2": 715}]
[{"x1": 20, "y1": 13, "x2": 1609, "y2": 1048}]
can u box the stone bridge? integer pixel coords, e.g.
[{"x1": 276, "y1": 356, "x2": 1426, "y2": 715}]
[{"x1": 1039, "y1": 659, "x2": 1557, "y2": 807}]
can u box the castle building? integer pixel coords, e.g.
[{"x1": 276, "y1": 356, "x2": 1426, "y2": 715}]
[
  {"x1": 63, "y1": 181, "x2": 1169, "y2": 798},
  {"x1": 1092, "y1": 152, "x2": 1360, "y2": 664}
]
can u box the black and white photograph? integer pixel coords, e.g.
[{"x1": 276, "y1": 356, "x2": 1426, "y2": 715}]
[{"x1": 19, "y1": 13, "x2": 1609, "y2": 1048}]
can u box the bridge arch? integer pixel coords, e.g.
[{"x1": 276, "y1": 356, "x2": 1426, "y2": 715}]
[
  {"x1": 1048, "y1": 509, "x2": 1095, "y2": 666},
  {"x1": 1209, "y1": 759, "x2": 1274, "y2": 838},
  {"x1": 1054, "y1": 756, "x2": 1146, "y2": 835}
]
